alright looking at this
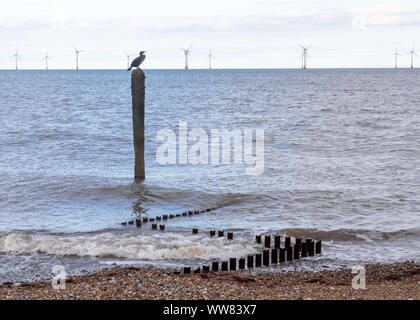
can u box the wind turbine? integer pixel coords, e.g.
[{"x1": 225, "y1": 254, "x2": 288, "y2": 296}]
[
  {"x1": 73, "y1": 45, "x2": 86, "y2": 70},
  {"x1": 124, "y1": 52, "x2": 135, "y2": 69},
  {"x1": 300, "y1": 45, "x2": 311, "y2": 70},
  {"x1": 181, "y1": 44, "x2": 192, "y2": 70},
  {"x1": 11, "y1": 49, "x2": 22, "y2": 70},
  {"x1": 409, "y1": 45, "x2": 417, "y2": 69},
  {"x1": 208, "y1": 50, "x2": 215, "y2": 70},
  {"x1": 394, "y1": 48, "x2": 401, "y2": 69},
  {"x1": 43, "y1": 49, "x2": 53, "y2": 70}
]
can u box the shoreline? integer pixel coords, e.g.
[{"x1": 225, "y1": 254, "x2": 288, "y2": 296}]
[{"x1": 0, "y1": 261, "x2": 418, "y2": 300}]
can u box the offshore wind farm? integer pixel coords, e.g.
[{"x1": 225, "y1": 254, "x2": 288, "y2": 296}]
[{"x1": 4, "y1": 44, "x2": 420, "y2": 70}]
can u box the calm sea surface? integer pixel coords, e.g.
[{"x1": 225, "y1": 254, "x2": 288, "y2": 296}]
[{"x1": 0, "y1": 69, "x2": 419, "y2": 283}]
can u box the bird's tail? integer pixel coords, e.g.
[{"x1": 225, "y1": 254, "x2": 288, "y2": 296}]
[{"x1": 127, "y1": 66, "x2": 132, "y2": 71}]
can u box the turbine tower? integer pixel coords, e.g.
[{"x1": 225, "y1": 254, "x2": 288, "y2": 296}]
[
  {"x1": 11, "y1": 49, "x2": 22, "y2": 70},
  {"x1": 43, "y1": 49, "x2": 53, "y2": 71},
  {"x1": 394, "y1": 48, "x2": 401, "y2": 69},
  {"x1": 125, "y1": 52, "x2": 134, "y2": 69},
  {"x1": 73, "y1": 45, "x2": 86, "y2": 70},
  {"x1": 410, "y1": 45, "x2": 417, "y2": 69},
  {"x1": 300, "y1": 45, "x2": 311, "y2": 70},
  {"x1": 208, "y1": 50, "x2": 215, "y2": 70},
  {"x1": 181, "y1": 44, "x2": 192, "y2": 70}
]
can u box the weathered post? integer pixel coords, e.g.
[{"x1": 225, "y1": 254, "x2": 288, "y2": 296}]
[
  {"x1": 247, "y1": 255, "x2": 254, "y2": 269},
  {"x1": 131, "y1": 69, "x2": 145, "y2": 181},
  {"x1": 221, "y1": 261, "x2": 228, "y2": 271},
  {"x1": 230, "y1": 258, "x2": 237, "y2": 271},
  {"x1": 271, "y1": 249, "x2": 278, "y2": 264},
  {"x1": 239, "y1": 258, "x2": 246, "y2": 270},
  {"x1": 316, "y1": 240, "x2": 322, "y2": 254},
  {"x1": 255, "y1": 254, "x2": 262, "y2": 267},
  {"x1": 274, "y1": 235, "x2": 281, "y2": 249},
  {"x1": 287, "y1": 247, "x2": 293, "y2": 261},
  {"x1": 285, "y1": 237, "x2": 291, "y2": 248},
  {"x1": 264, "y1": 235, "x2": 271, "y2": 248},
  {"x1": 301, "y1": 242, "x2": 308, "y2": 257},
  {"x1": 279, "y1": 248, "x2": 286, "y2": 262},
  {"x1": 263, "y1": 250, "x2": 270, "y2": 266},
  {"x1": 294, "y1": 245, "x2": 300, "y2": 259}
]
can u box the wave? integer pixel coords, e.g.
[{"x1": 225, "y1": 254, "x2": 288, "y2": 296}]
[
  {"x1": 0, "y1": 231, "x2": 260, "y2": 261},
  {"x1": 280, "y1": 227, "x2": 420, "y2": 242}
]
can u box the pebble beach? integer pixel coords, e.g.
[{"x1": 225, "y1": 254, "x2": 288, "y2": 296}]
[{"x1": 1, "y1": 261, "x2": 418, "y2": 300}]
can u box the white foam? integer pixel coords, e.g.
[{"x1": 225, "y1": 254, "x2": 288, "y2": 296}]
[{"x1": 0, "y1": 231, "x2": 260, "y2": 261}]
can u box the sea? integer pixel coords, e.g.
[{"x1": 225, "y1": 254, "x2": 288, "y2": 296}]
[{"x1": 0, "y1": 69, "x2": 419, "y2": 283}]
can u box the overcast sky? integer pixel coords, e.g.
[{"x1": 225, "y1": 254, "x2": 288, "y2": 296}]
[{"x1": 1, "y1": 0, "x2": 420, "y2": 69}]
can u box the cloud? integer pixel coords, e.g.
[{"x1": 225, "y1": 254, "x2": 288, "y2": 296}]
[{"x1": 350, "y1": 4, "x2": 420, "y2": 29}]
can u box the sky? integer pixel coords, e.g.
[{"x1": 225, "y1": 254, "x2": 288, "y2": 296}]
[{"x1": 1, "y1": 0, "x2": 420, "y2": 69}]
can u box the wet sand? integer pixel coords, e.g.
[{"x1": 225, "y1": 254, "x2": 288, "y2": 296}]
[{"x1": 0, "y1": 261, "x2": 418, "y2": 300}]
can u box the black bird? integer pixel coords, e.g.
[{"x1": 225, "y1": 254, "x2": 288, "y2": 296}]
[{"x1": 127, "y1": 51, "x2": 146, "y2": 71}]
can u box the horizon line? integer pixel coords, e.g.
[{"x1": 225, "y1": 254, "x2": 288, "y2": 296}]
[{"x1": 0, "y1": 67, "x2": 419, "y2": 71}]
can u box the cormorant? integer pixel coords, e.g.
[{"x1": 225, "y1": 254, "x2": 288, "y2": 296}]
[{"x1": 127, "y1": 51, "x2": 146, "y2": 71}]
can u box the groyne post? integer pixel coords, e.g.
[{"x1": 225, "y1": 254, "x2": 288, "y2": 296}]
[{"x1": 131, "y1": 69, "x2": 146, "y2": 181}]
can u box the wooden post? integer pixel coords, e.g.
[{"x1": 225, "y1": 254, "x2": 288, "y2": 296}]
[
  {"x1": 203, "y1": 265, "x2": 210, "y2": 273},
  {"x1": 218, "y1": 231, "x2": 224, "y2": 237},
  {"x1": 285, "y1": 237, "x2": 291, "y2": 248},
  {"x1": 184, "y1": 267, "x2": 191, "y2": 274},
  {"x1": 247, "y1": 255, "x2": 254, "y2": 269},
  {"x1": 131, "y1": 69, "x2": 145, "y2": 181},
  {"x1": 227, "y1": 232, "x2": 233, "y2": 240},
  {"x1": 230, "y1": 258, "x2": 237, "y2": 271},
  {"x1": 221, "y1": 261, "x2": 228, "y2": 271},
  {"x1": 263, "y1": 250, "x2": 270, "y2": 266},
  {"x1": 287, "y1": 247, "x2": 293, "y2": 261},
  {"x1": 255, "y1": 254, "x2": 262, "y2": 267},
  {"x1": 264, "y1": 235, "x2": 271, "y2": 248},
  {"x1": 271, "y1": 249, "x2": 278, "y2": 264},
  {"x1": 210, "y1": 230, "x2": 216, "y2": 237},
  {"x1": 309, "y1": 241, "x2": 315, "y2": 256},
  {"x1": 192, "y1": 228, "x2": 198, "y2": 234},
  {"x1": 316, "y1": 240, "x2": 322, "y2": 254},
  {"x1": 239, "y1": 258, "x2": 246, "y2": 270},
  {"x1": 212, "y1": 262, "x2": 219, "y2": 272},
  {"x1": 135, "y1": 219, "x2": 141, "y2": 228},
  {"x1": 301, "y1": 242, "x2": 308, "y2": 257},
  {"x1": 294, "y1": 245, "x2": 300, "y2": 259},
  {"x1": 279, "y1": 248, "x2": 286, "y2": 262},
  {"x1": 274, "y1": 235, "x2": 280, "y2": 249},
  {"x1": 256, "y1": 235, "x2": 262, "y2": 244}
]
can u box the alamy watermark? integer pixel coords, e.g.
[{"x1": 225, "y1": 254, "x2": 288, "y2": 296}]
[
  {"x1": 51, "y1": 265, "x2": 66, "y2": 290},
  {"x1": 351, "y1": 265, "x2": 366, "y2": 290},
  {"x1": 156, "y1": 121, "x2": 265, "y2": 176}
]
